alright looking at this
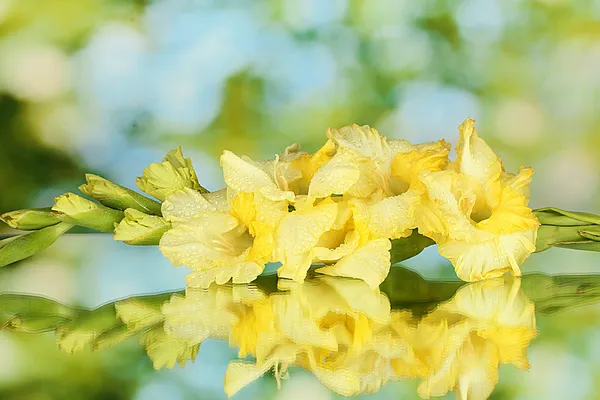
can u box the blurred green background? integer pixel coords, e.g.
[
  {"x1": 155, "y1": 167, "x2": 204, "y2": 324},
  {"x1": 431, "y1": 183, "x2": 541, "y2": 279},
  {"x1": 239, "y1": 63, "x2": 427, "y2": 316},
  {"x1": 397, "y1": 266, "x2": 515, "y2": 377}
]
[{"x1": 2, "y1": 0, "x2": 600, "y2": 399}]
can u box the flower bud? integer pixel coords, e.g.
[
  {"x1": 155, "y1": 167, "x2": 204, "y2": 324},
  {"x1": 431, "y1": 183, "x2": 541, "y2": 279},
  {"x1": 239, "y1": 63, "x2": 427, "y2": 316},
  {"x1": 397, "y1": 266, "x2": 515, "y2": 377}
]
[
  {"x1": 113, "y1": 209, "x2": 170, "y2": 245},
  {"x1": 52, "y1": 193, "x2": 124, "y2": 232},
  {"x1": 0, "y1": 208, "x2": 61, "y2": 230},
  {"x1": 136, "y1": 147, "x2": 207, "y2": 201},
  {"x1": 79, "y1": 174, "x2": 162, "y2": 215},
  {"x1": 534, "y1": 208, "x2": 600, "y2": 253},
  {"x1": 0, "y1": 222, "x2": 73, "y2": 268}
]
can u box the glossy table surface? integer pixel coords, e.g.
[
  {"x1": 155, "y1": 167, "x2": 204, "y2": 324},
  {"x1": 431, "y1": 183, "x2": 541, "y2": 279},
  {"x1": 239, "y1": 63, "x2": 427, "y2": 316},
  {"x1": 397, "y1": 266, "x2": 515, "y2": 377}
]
[{"x1": 1, "y1": 234, "x2": 600, "y2": 400}]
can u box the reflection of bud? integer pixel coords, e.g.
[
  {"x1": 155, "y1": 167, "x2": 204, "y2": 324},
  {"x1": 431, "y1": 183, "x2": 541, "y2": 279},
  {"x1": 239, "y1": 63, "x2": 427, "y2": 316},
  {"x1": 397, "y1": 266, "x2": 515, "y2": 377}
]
[
  {"x1": 0, "y1": 222, "x2": 73, "y2": 268},
  {"x1": 0, "y1": 208, "x2": 60, "y2": 230},
  {"x1": 113, "y1": 209, "x2": 170, "y2": 245},
  {"x1": 52, "y1": 193, "x2": 124, "y2": 232},
  {"x1": 136, "y1": 147, "x2": 207, "y2": 201},
  {"x1": 79, "y1": 174, "x2": 162, "y2": 215}
]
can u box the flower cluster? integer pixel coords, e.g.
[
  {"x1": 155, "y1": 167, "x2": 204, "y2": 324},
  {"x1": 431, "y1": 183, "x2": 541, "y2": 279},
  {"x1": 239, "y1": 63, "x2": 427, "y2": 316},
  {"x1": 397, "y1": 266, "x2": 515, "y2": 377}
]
[
  {"x1": 116, "y1": 275, "x2": 536, "y2": 399},
  {"x1": 150, "y1": 117, "x2": 539, "y2": 288}
]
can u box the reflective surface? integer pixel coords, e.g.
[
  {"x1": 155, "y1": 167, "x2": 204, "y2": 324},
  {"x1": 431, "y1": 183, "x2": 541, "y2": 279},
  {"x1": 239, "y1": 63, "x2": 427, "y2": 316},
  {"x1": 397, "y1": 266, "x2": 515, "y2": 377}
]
[{"x1": 2, "y1": 236, "x2": 600, "y2": 399}]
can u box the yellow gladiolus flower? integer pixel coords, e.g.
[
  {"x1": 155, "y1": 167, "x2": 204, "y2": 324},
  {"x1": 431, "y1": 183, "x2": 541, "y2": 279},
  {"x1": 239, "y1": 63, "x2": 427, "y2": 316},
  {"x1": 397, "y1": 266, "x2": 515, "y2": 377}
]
[
  {"x1": 417, "y1": 118, "x2": 540, "y2": 281},
  {"x1": 159, "y1": 188, "x2": 287, "y2": 288}
]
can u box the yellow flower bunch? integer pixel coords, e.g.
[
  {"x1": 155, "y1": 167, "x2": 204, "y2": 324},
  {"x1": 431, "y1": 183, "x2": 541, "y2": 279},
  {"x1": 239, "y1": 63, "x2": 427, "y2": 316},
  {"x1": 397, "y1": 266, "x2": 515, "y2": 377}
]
[{"x1": 156, "y1": 117, "x2": 539, "y2": 287}]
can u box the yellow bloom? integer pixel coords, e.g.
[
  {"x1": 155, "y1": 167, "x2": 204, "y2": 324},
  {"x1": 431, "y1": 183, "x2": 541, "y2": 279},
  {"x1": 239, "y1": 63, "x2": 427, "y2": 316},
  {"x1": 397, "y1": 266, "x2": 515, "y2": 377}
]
[
  {"x1": 137, "y1": 147, "x2": 206, "y2": 201},
  {"x1": 298, "y1": 125, "x2": 452, "y2": 287},
  {"x1": 417, "y1": 118, "x2": 540, "y2": 281},
  {"x1": 310, "y1": 124, "x2": 414, "y2": 198},
  {"x1": 159, "y1": 188, "x2": 287, "y2": 288}
]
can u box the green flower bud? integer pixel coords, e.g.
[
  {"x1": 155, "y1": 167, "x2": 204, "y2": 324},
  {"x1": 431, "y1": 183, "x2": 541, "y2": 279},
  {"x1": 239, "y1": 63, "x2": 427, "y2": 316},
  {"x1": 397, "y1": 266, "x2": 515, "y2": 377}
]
[
  {"x1": 113, "y1": 209, "x2": 170, "y2": 245},
  {"x1": 0, "y1": 208, "x2": 61, "y2": 230},
  {"x1": 535, "y1": 207, "x2": 600, "y2": 226},
  {"x1": 0, "y1": 222, "x2": 73, "y2": 268},
  {"x1": 79, "y1": 174, "x2": 162, "y2": 215},
  {"x1": 52, "y1": 193, "x2": 124, "y2": 232},
  {"x1": 535, "y1": 207, "x2": 600, "y2": 253},
  {"x1": 136, "y1": 147, "x2": 208, "y2": 201}
]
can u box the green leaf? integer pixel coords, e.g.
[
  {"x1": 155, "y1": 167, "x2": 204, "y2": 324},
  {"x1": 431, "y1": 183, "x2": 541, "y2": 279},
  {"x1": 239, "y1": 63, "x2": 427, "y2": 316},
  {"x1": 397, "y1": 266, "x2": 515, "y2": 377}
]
[
  {"x1": 0, "y1": 222, "x2": 73, "y2": 268},
  {"x1": 0, "y1": 208, "x2": 61, "y2": 230},
  {"x1": 390, "y1": 230, "x2": 435, "y2": 265}
]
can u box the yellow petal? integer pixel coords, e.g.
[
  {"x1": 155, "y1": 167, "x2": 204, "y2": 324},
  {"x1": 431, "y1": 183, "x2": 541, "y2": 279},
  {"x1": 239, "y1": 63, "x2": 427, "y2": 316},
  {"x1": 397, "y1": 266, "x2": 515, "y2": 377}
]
[
  {"x1": 292, "y1": 139, "x2": 336, "y2": 182},
  {"x1": 136, "y1": 147, "x2": 203, "y2": 201},
  {"x1": 162, "y1": 188, "x2": 229, "y2": 222},
  {"x1": 456, "y1": 118, "x2": 503, "y2": 188},
  {"x1": 326, "y1": 124, "x2": 390, "y2": 162},
  {"x1": 229, "y1": 192, "x2": 256, "y2": 229},
  {"x1": 438, "y1": 229, "x2": 537, "y2": 282},
  {"x1": 352, "y1": 192, "x2": 419, "y2": 240},
  {"x1": 274, "y1": 200, "x2": 338, "y2": 282},
  {"x1": 221, "y1": 150, "x2": 294, "y2": 201},
  {"x1": 224, "y1": 360, "x2": 275, "y2": 397},
  {"x1": 391, "y1": 140, "x2": 450, "y2": 191},
  {"x1": 314, "y1": 230, "x2": 360, "y2": 262},
  {"x1": 346, "y1": 156, "x2": 382, "y2": 198},
  {"x1": 186, "y1": 261, "x2": 264, "y2": 288},
  {"x1": 159, "y1": 212, "x2": 251, "y2": 269},
  {"x1": 308, "y1": 151, "x2": 360, "y2": 199},
  {"x1": 316, "y1": 238, "x2": 391, "y2": 289}
]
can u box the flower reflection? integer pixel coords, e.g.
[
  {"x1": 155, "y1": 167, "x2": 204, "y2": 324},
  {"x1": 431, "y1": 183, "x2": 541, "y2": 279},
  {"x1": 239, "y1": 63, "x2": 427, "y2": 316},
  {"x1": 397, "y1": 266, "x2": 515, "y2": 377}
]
[
  {"x1": 1, "y1": 267, "x2": 559, "y2": 399},
  {"x1": 110, "y1": 273, "x2": 537, "y2": 399}
]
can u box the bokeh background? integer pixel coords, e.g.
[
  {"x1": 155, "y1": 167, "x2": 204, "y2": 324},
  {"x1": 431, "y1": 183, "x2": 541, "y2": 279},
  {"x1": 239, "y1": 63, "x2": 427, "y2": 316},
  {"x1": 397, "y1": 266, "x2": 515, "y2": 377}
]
[{"x1": 2, "y1": 0, "x2": 600, "y2": 399}]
